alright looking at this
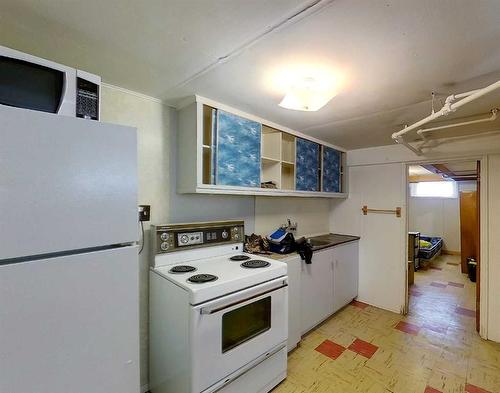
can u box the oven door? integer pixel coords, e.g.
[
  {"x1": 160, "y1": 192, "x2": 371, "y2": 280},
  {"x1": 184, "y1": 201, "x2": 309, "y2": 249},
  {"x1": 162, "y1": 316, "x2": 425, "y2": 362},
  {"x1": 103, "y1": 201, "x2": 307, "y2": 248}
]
[{"x1": 190, "y1": 277, "x2": 288, "y2": 392}]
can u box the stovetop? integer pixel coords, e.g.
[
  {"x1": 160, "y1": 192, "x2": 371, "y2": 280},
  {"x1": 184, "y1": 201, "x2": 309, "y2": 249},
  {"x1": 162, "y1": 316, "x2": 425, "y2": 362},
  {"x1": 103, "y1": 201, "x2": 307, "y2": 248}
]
[{"x1": 152, "y1": 250, "x2": 287, "y2": 305}]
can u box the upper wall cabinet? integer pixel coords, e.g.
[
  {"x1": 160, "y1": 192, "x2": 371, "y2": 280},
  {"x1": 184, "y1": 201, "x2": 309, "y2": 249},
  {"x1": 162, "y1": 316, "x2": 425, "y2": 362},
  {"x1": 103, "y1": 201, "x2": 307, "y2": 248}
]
[
  {"x1": 177, "y1": 96, "x2": 347, "y2": 198},
  {"x1": 216, "y1": 110, "x2": 261, "y2": 187},
  {"x1": 296, "y1": 139, "x2": 320, "y2": 192},
  {"x1": 322, "y1": 146, "x2": 342, "y2": 193}
]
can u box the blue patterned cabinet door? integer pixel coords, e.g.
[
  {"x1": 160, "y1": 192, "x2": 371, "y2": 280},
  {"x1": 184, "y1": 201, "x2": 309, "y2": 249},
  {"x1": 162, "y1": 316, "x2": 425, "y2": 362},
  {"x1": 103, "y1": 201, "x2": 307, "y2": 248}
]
[
  {"x1": 322, "y1": 147, "x2": 341, "y2": 193},
  {"x1": 216, "y1": 110, "x2": 261, "y2": 187},
  {"x1": 296, "y1": 138, "x2": 320, "y2": 191}
]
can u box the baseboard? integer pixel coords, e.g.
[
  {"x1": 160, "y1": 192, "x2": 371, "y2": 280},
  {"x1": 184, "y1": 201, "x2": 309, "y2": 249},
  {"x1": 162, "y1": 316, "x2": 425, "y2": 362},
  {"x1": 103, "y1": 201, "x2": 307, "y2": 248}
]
[
  {"x1": 141, "y1": 384, "x2": 149, "y2": 393},
  {"x1": 442, "y1": 250, "x2": 461, "y2": 256}
]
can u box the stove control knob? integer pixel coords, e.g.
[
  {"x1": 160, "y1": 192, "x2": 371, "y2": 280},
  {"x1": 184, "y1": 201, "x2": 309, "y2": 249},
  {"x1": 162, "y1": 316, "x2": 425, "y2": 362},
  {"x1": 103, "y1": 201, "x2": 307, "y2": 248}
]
[
  {"x1": 160, "y1": 242, "x2": 169, "y2": 251},
  {"x1": 222, "y1": 230, "x2": 229, "y2": 239},
  {"x1": 234, "y1": 234, "x2": 239, "y2": 240},
  {"x1": 160, "y1": 232, "x2": 169, "y2": 241},
  {"x1": 180, "y1": 234, "x2": 189, "y2": 244}
]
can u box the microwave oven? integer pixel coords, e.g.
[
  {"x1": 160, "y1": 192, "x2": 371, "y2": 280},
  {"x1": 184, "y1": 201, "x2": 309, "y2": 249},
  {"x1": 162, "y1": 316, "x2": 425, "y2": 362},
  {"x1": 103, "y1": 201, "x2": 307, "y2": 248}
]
[{"x1": 0, "y1": 45, "x2": 101, "y2": 120}]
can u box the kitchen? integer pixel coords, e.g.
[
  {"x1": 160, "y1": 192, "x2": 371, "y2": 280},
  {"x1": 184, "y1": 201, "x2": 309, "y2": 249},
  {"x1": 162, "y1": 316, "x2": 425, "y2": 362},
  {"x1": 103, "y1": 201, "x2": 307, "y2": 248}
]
[{"x1": 1, "y1": 1, "x2": 500, "y2": 393}]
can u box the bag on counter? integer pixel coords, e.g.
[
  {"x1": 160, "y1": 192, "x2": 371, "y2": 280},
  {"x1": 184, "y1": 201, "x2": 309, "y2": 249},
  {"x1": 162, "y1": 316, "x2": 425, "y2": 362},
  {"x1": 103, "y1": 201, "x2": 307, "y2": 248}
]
[{"x1": 267, "y1": 228, "x2": 296, "y2": 254}]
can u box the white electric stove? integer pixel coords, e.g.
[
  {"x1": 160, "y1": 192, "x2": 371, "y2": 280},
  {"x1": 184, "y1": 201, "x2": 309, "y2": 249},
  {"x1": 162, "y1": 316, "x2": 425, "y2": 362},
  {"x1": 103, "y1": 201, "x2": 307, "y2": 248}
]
[{"x1": 149, "y1": 221, "x2": 288, "y2": 393}]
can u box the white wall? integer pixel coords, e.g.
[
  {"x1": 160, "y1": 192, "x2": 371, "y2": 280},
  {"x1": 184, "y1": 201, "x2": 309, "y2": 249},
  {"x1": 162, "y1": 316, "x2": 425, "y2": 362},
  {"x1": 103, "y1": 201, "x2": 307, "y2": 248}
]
[
  {"x1": 254, "y1": 197, "x2": 330, "y2": 238},
  {"x1": 408, "y1": 196, "x2": 461, "y2": 252}
]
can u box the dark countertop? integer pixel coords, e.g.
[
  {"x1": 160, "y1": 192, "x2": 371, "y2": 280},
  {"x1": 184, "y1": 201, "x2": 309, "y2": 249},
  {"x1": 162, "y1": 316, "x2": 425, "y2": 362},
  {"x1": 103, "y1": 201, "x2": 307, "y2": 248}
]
[
  {"x1": 307, "y1": 233, "x2": 360, "y2": 251},
  {"x1": 264, "y1": 233, "x2": 360, "y2": 260}
]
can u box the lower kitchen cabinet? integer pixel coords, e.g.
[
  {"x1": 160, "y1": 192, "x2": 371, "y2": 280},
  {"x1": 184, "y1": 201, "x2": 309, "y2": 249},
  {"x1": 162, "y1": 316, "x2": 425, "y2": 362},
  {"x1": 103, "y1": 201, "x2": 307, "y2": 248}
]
[
  {"x1": 299, "y1": 241, "x2": 359, "y2": 336},
  {"x1": 279, "y1": 241, "x2": 359, "y2": 352},
  {"x1": 332, "y1": 241, "x2": 359, "y2": 313},
  {"x1": 300, "y1": 248, "x2": 334, "y2": 335}
]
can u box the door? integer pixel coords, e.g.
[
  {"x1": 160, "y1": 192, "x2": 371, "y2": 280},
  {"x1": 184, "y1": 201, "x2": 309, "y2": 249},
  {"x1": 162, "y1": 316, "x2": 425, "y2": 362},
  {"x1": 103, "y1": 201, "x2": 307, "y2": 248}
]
[
  {"x1": 296, "y1": 138, "x2": 320, "y2": 191},
  {"x1": 0, "y1": 246, "x2": 140, "y2": 393},
  {"x1": 300, "y1": 248, "x2": 334, "y2": 334},
  {"x1": 330, "y1": 163, "x2": 406, "y2": 313},
  {"x1": 333, "y1": 242, "x2": 359, "y2": 313},
  {"x1": 216, "y1": 110, "x2": 261, "y2": 187},
  {"x1": 0, "y1": 105, "x2": 138, "y2": 260},
  {"x1": 190, "y1": 277, "x2": 287, "y2": 392},
  {"x1": 460, "y1": 191, "x2": 479, "y2": 273}
]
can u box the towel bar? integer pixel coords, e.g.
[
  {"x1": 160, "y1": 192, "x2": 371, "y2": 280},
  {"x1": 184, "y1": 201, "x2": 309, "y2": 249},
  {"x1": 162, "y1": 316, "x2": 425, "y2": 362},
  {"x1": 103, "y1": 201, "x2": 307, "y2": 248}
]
[{"x1": 362, "y1": 205, "x2": 401, "y2": 218}]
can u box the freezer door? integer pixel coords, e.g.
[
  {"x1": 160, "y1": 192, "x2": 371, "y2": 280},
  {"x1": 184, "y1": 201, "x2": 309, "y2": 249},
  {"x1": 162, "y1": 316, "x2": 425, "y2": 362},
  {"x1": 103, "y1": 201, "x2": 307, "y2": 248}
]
[
  {"x1": 0, "y1": 246, "x2": 140, "y2": 393},
  {"x1": 0, "y1": 105, "x2": 137, "y2": 260}
]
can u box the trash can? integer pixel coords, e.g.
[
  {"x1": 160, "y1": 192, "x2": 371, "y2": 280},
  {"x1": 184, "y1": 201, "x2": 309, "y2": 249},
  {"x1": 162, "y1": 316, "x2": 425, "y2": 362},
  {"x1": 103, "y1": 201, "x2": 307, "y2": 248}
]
[{"x1": 467, "y1": 257, "x2": 477, "y2": 282}]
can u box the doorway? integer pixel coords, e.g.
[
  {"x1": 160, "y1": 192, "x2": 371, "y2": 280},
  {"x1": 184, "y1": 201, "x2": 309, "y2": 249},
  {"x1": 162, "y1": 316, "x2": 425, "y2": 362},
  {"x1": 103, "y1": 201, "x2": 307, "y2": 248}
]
[{"x1": 406, "y1": 160, "x2": 481, "y2": 332}]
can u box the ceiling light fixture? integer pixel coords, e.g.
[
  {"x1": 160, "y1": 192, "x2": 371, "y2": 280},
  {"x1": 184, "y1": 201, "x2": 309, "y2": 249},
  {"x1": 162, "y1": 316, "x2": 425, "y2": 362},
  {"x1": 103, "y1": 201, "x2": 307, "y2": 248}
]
[{"x1": 278, "y1": 72, "x2": 339, "y2": 111}]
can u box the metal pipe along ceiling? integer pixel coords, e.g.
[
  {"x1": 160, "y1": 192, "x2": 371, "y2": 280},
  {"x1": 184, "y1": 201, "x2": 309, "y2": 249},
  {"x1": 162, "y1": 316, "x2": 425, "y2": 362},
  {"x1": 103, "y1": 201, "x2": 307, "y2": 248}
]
[{"x1": 392, "y1": 80, "x2": 500, "y2": 155}]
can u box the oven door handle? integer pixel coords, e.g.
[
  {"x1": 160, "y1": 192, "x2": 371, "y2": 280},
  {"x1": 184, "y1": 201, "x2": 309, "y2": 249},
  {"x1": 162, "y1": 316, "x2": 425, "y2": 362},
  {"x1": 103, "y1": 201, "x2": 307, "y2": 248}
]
[
  {"x1": 203, "y1": 343, "x2": 287, "y2": 393},
  {"x1": 199, "y1": 278, "x2": 288, "y2": 315}
]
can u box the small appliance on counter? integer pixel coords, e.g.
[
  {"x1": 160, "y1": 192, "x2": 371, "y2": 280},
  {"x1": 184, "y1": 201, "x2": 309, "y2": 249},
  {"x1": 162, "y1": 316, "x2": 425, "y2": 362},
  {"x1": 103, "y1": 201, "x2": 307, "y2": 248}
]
[{"x1": 149, "y1": 220, "x2": 289, "y2": 393}]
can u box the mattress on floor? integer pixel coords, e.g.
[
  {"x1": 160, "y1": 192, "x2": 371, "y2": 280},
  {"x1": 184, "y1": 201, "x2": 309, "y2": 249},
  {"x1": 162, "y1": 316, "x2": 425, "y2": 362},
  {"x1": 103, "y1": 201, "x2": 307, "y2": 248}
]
[{"x1": 418, "y1": 236, "x2": 443, "y2": 260}]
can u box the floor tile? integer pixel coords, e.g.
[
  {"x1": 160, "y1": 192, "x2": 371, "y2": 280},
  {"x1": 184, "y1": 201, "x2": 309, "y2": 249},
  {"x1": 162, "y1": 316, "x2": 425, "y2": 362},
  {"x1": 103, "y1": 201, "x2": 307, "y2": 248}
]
[
  {"x1": 465, "y1": 383, "x2": 492, "y2": 393},
  {"x1": 424, "y1": 387, "x2": 443, "y2": 393},
  {"x1": 455, "y1": 306, "x2": 476, "y2": 318},
  {"x1": 348, "y1": 338, "x2": 379, "y2": 359},
  {"x1": 448, "y1": 282, "x2": 465, "y2": 288},
  {"x1": 427, "y1": 369, "x2": 466, "y2": 393},
  {"x1": 423, "y1": 322, "x2": 448, "y2": 334},
  {"x1": 350, "y1": 299, "x2": 369, "y2": 309},
  {"x1": 394, "y1": 321, "x2": 421, "y2": 335},
  {"x1": 315, "y1": 339, "x2": 346, "y2": 360}
]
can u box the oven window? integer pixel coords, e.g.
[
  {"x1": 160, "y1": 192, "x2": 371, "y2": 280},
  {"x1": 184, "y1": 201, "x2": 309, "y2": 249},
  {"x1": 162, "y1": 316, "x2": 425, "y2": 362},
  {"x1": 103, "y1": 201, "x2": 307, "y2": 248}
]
[
  {"x1": 222, "y1": 297, "x2": 271, "y2": 353},
  {"x1": 0, "y1": 57, "x2": 64, "y2": 113}
]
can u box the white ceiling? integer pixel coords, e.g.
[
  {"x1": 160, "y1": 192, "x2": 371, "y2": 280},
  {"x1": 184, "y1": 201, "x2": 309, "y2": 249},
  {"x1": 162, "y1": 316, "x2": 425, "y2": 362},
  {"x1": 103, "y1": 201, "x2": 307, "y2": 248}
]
[{"x1": 1, "y1": 0, "x2": 500, "y2": 149}]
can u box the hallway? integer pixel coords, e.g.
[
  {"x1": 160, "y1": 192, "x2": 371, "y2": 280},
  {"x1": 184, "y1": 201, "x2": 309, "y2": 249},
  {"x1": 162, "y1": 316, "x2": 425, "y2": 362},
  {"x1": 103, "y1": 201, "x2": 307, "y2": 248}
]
[{"x1": 274, "y1": 255, "x2": 500, "y2": 393}]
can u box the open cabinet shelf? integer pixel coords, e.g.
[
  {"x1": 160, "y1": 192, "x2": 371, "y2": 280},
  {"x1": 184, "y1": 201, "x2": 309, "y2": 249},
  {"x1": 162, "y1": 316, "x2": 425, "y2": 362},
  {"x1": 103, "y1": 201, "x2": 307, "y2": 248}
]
[
  {"x1": 261, "y1": 160, "x2": 281, "y2": 189},
  {"x1": 281, "y1": 162, "x2": 295, "y2": 190},
  {"x1": 282, "y1": 133, "x2": 296, "y2": 164}
]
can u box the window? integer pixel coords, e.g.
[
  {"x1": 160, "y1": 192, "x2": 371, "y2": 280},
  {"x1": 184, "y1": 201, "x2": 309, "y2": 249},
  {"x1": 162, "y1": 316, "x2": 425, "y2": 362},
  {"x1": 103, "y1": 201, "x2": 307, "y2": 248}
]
[{"x1": 409, "y1": 181, "x2": 458, "y2": 198}]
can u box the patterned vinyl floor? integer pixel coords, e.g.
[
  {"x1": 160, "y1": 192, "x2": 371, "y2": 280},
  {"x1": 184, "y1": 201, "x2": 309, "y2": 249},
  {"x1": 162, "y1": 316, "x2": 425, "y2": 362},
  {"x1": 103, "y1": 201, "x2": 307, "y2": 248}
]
[{"x1": 273, "y1": 255, "x2": 500, "y2": 393}]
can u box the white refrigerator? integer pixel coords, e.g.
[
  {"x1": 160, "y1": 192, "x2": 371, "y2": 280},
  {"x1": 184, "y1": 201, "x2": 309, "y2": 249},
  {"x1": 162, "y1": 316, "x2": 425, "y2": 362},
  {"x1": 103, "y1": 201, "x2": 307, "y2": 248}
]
[{"x1": 0, "y1": 106, "x2": 140, "y2": 393}]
